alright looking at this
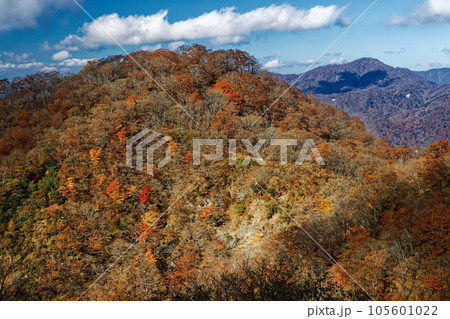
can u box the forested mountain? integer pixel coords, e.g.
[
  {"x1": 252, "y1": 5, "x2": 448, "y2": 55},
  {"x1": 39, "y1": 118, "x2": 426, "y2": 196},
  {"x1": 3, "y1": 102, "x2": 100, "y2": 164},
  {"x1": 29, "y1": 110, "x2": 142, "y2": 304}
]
[
  {"x1": 418, "y1": 68, "x2": 450, "y2": 85},
  {"x1": 0, "y1": 46, "x2": 448, "y2": 301},
  {"x1": 276, "y1": 58, "x2": 450, "y2": 147}
]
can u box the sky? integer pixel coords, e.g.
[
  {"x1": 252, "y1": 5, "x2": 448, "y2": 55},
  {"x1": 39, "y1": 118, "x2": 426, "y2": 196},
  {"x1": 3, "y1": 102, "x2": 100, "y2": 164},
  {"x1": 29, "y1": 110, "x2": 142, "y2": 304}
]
[{"x1": 0, "y1": 0, "x2": 450, "y2": 79}]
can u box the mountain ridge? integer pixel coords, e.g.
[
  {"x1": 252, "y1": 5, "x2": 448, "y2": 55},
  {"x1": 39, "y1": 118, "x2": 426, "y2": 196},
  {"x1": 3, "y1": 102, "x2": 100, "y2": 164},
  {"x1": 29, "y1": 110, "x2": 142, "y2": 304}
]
[
  {"x1": 418, "y1": 67, "x2": 450, "y2": 85},
  {"x1": 0, "y1": 46, "x2": 448, "y2": 301},
  {"x1": 275, "y1": 58, "x2": 450, "y2": 146}
]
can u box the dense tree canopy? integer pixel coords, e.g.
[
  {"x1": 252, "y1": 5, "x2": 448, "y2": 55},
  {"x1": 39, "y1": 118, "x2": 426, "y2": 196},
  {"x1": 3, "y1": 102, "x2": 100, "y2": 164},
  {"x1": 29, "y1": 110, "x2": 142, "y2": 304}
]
[{"x1": 0, "y1": 45, "x2": 448, "y2": 300}]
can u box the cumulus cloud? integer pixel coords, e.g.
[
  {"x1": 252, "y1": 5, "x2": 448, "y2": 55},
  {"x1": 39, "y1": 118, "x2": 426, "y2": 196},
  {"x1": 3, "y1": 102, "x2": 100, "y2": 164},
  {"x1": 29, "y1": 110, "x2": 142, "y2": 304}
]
[
  {"x1": 0, "y1": 61, "x2": 44, "y2": 69},
  {"x1": 40, "y1": 66, "x2": 58, "y2": 72},
  {"x1": 55, "y1": 4, "x2": 346, "y2": 50},
  {"x1": 141, "y1": 43, "x2": 162, "y2": 51},
  {"x1": 389, "y1": 14, "x2": 409, "y2": 26},
  {"x1": 0, "y1": 62, "x2": 16, "y2": 69},
  {"x1": 0, "y1": 51, "x2": 44, "y2": 70},
  {"x1": 1, "y1": 51, "x2": 31, "y2": 63},
  {"x1": 263, "y1": 59, "x2": 286, "y2": 69},
  {"x1": 168, "y1": 41, "x2": 185, "y2": 51},
  {"x1": 52, "y1": 50, "x2": 71, "y2": 61},
  {"x1": 0, "y1": 0, "x2": 73, "y2": 31},
  {"x1": 57, "y1": 58, "x2": 92, "y2": 67},
  {"x1": 210, "y1": 35, "x2": 247, "y2": 46},
  {"x1": 335, "y1": 16, "x2": 353, "y2": 26},
  {"x1": 263, "y1": 58, "x2": 319, "y2": 69},
  {"x1": 14, "y1": 53, "x2": 30, "y2": 62},
  {"x1": 297, "y1": 59, "x2": 316, "y2": 65},
  {"x1": 327, "y1": 57, "x2": 345, "y2": 65},
  {"x1": 389, "y1": 0, "x2": 450, "y2": 26},
  {"x1": 16, "y1": 62, "x2": 45, "y2": 69},
  {"x1": 0, "y1": 51, "x2": 94, "y2": 74}
]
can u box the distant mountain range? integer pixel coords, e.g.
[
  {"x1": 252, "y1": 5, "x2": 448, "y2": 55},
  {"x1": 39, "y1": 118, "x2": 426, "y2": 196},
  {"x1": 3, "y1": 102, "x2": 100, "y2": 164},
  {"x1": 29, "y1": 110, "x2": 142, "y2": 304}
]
[
  {"x1": 275, "y1": 58, "x2": 450, "y2": 146},
  {"x1": 417, "y1": 68, "x2": 450, "y2": 85}
]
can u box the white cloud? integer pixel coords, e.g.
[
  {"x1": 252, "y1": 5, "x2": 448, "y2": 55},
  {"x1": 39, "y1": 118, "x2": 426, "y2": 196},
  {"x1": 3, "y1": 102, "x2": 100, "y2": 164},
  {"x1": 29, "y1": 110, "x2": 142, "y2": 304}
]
[
  {"x1": 0, "y1": 52, "x2": 48, "y2": 71},
  {"x1": 14, "y1": 53, "x2": 30, "y2": 62},
  {"x1": 40, "y1": 66, "x2": 58, "y2": 72},
  {"x1": 42, "y1": 40, "x2": 80, "y2": 52},
  {"x1": 0, "y1": 61, "x2": 44, "y2": 69},
  {"x1": 168, "y1": 41, "x2": 185, "y2": 51},
  {"x1": 0, "y1": 62, "x2": 16, "y2": 69},
  {"x1": 52, "y1": 50, "x2": 71, "y2": 61},
  {"x1": 263, "y1": 58, "x2": 320, "y2": 69},
  {"x1": 335, "y1": 16, "x2": 353, "y2": 26},
  {"x1": 56, "y1": 4, "x2": 345, "y2": 50},
  {"x1": 57, "y1": 58, "x2": 92, "y2": 67},
  {"x1": 0, "y1": 55, "x2": 94, "y2": 73},
  {"x1": 263, "y1": 59, "x2": 286, "y2": 69},
  {"x1": 141, "y1": 43, "x2": 162, "y2": 51},
  {"x1": 1, "y1": 51, "x2": 32, "y2": 64},
  {"x1": 390, "y1": 0, "x2": 450, "y2": 25},
  {"x1": 210, "y1": 35, "x2": 247, "y2": 45},
  {"x1": 327, "y1": 57, "x2": 345, "y2": 65},
  {"x1": 297, "y1": 59, "x2": 316, "y2": 65},
  {"x1": 17, "y1": 62, "x2": 44, "y2": 69},
  {"x1": 0, "y1": 0, "x2": 73, "y2": 31},
  {"x1": 389, "y1": 14, "x2": 409, "y2": 26}
]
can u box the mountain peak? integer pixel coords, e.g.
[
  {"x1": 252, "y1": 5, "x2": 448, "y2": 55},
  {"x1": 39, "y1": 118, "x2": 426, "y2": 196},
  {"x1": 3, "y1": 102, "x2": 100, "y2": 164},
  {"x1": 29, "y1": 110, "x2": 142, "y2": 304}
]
[
  {"x1": 275, "y1": 58, "x2": 449, "y2": 146},
  {"x1": 322, "y1": 57, "x2": 393, "y2": 75},
  {"x1": 349, "y1": 57, "x2": 385, "y2": 66},
  {"x1": 351, "y1": 57, "x2": 384, "y2": 64},
  {"x1": 348, "y1": 57, "x2": 390, "y2": 70}
]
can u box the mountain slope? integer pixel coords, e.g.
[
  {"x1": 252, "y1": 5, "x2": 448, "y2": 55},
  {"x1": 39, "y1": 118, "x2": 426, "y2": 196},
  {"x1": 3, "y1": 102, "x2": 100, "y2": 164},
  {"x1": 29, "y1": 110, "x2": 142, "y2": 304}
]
[
  {"x1": 0, "y1": 47, "x2": 448, "y2": 301},
  {"x1": 418, "y1": 68, "x2": 450, "y2": 85},
  {"x1": 277, "y1": 58, "x2": 450, "y2": 146}
]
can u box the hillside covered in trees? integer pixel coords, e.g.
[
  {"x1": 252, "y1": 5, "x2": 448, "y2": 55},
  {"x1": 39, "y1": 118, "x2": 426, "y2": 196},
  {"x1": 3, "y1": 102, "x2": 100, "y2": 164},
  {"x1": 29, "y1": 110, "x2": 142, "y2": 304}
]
[
  {"x1": 276, "y1": 58, "x2": 450, "y2": 147},
  {"x1": 0, "y1": 45, "x2": 448, "y2": 301}
]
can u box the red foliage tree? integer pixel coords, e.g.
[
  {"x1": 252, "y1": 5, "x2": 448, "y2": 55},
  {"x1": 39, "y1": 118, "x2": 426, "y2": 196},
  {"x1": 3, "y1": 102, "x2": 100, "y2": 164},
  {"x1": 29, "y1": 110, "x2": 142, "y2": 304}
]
[{"x1": 139, "y1": 184, "x2": 152, "y2": 204}]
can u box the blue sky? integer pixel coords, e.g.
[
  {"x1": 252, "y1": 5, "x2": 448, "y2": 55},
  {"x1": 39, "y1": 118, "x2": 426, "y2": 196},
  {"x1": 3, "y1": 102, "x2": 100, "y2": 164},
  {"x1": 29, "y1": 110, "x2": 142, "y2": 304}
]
[{"x1": 0, "y1": 0, "x2": 449, "y2": 78}]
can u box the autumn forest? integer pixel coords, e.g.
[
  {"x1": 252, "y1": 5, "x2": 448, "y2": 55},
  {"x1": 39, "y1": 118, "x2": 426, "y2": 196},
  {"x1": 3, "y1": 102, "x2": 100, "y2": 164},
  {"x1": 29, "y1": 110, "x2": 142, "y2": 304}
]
[{"x1": 0, "y1": 45, "x2": 448, "y2": 301}]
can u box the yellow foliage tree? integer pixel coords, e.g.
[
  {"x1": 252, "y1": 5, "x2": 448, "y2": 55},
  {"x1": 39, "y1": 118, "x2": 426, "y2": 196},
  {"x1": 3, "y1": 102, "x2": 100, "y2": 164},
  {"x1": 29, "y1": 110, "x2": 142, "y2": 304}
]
[
  {"x1": 89, "y1": 149, "x2": 101, "y2": 164},
  {"x1": 318, "y1": 199, "x2": 333, "y2": 213}
]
